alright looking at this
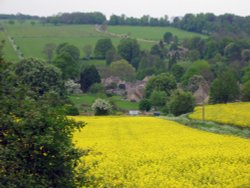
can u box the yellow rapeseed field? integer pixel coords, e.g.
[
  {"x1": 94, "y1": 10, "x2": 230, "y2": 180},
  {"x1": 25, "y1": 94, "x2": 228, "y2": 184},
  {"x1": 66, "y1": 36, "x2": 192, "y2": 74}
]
[
  {"x1": 72, "y1": 116, "x2": 250, "y2": 187},
  {"x1": 189, "y1": 102, "x2": 250, "y2": 127}
]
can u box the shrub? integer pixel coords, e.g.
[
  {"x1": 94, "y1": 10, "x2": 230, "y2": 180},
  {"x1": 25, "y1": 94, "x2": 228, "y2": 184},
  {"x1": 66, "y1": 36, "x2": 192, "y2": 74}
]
[
  {"x1": 169, "y1": 90, "x2": 195, "y2": 116},
  {"x1": 89, "y1": 83, "x2": 105, "y2": 94},
  {"x1": 241, "y1": 80, "x2": 250, "y2": 101},
  {"x1": 66, "y1": 105, "x2": 80, "y2": 116},
  {"x1": 92, "y1": 98, "x2": 112, "y2": 115},
  {"x1": 139, "y1": 99, "x2": 151, "y2": 112}
]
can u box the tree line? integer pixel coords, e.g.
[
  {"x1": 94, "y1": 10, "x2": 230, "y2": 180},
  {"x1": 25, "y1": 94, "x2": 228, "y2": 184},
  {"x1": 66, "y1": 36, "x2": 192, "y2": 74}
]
[{"x1": 2, "y1": 12, "x2": 250, "y2": 38}]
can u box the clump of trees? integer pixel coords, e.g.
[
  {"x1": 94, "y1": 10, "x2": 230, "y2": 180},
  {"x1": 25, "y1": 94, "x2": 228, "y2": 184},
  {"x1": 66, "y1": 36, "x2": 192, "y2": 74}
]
[{"x1": 0, "y1": 44, "x2": 86, "y2": 187}]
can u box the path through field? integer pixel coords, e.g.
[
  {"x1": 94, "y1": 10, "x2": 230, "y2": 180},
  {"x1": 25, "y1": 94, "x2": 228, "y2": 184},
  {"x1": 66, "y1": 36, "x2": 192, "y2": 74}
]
[{"x1": 73, "y1": 116, "x2": 250, "y2": 187}]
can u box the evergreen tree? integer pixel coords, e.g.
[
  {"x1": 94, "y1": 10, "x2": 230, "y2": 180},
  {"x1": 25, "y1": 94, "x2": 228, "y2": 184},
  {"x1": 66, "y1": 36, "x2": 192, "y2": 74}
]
[{"x1": 80, "y1": 65, "x2": 101, "y2": 92}]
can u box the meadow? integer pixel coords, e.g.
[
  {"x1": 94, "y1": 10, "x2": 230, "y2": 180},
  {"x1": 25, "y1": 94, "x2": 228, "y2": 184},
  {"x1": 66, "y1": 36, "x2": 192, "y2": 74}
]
[
  {"x1": 0, "y1": 22, "x2": 206, "y2": 62},
  {"x1": 70, "y1": 94, "x2": 139, "y2": 114},
  {"x1": 73, "y1": 116, "x2": 250, "y2": 187},
  {"x1": 189, "y1": 102, "x2": 250, "y2": 128}
]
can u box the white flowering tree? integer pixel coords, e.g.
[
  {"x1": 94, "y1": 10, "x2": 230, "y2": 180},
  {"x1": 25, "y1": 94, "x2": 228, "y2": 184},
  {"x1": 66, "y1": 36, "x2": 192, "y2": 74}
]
[{"x1": 92, "y1": 98, "x2": 112, "y2": 115}]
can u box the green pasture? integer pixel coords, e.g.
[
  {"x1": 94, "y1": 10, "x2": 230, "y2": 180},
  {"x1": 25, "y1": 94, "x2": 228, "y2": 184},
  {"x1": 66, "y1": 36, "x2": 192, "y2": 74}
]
[
  {"x1": 1, "y1": 22, "x2": 207, "y2": 62},
  {"x1": 70, "y1": 94, "x2": 139, "y2": 114},
  {"x1": 108, "y1": 25, "x2": 207, "y2": 41}
]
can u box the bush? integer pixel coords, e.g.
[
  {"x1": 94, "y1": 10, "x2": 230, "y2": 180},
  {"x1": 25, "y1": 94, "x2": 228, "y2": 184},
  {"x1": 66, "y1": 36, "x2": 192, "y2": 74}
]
[
  {"x1": 92, "y1": 98, "x2": 112, "y2": 115},
  {"x1": 241, "y1": 80, "x2": 250, "y2": 101},
  {"x1": 139, "y1": 99, "x2": 151, "y2": 112},
  {"x1": 89, "y1": 83, "x2": 105, "y2": 94},
  {"x1": 149, "y1": 90, "x2": 167, "y2": 109},
  {"x1": 169, "y1": 90, "x2": 195, "y2": 116},
  {"x1": 65, "y1": 105, "x2": 80, "y2": 116}
]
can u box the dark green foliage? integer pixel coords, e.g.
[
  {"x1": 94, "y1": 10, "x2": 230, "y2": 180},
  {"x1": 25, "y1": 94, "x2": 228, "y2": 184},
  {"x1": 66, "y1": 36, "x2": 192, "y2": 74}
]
[
  {"x1": 145, "y1": 73, "x2": 177, "y2": 98},
  {"x1": 242, "y1": 64, "x2": 250, "y2": 83},
  {"x1": 171, "y1": 64, "x2": 185, "y2": 82},
  {"x1": 56, "y1": 43, "x2": 80, "y2": 61},
  {"x1": 163, "y1": 32, "x2": 173, "y2": 44},
  {"x1": 80, "y1": 65, "x2": 101, "y2": 92},
  {"x1": 105, "y1": 48, "x2": 119, "y2": 65},
  {"x1": 172, "y1": 13, "x2": 250, "y2": 38},
  {"x1": 149, "y1": 90, "x2": 167, "y2": 108},
  {"x1": 224, "y1": 42, "x2": 241, "y2": 61},
  {"x1": 0, "y1": 59, "x2": 86, "y2": 187},
  {"x1": 241, "y1": 81, "x2": 250, "y2": 101},
  {"x1": 169, "y1": 90, "x2": 195, "y2": 116},
  {"x1": 117, "y1": 38, "x2": 141, "y2": 68},
  {"x1": 53, "y1": 43, "x2": 81, "y2": 79},
  {"x1": 210, "y1": 70, "x2": 240, "y2": 103},
  {"x1": 181, "y1": 60, "x2": 211, "y2": 85},
  {"x1": 110, "y1": 59, "x2": 136, "y2": 81},
  {"x1": 15, "y1": 58, "x2": 65, "y2": 98},
  {"x1": 94, "y1": 38, "x2": 114, "y2": 59},
  {"x1": 65, "y1": 104, "x2": 80, "y2": 116},
  {"x1": 46, "y1": 12, "x2": 106, "y2": 25},
  {"x1": 139, "y1": 99, "x2": 151, "y2": 112},
  {"x1": 89, "y1": 83, "x2": 105, "y2": 94}
]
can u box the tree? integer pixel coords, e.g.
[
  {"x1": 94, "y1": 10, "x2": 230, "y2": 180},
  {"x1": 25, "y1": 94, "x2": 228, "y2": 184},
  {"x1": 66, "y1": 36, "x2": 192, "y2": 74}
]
[
  {"x1": 15, "y1": 58, "x2": 65, "y2": 98},
  {"x1": 171, "y1": 64, "x2": 185, "y2": 82},
  {"x1": 105, "y1": 48, "x2": 119, "y2": 65},
  {"x1": 92, "y1": 98, "x2": 112, "y2": 115},
  {"x1": 56, "y1": 43, "x2": 80, "y2": 61},
  {"x1": 43, "y1": 43, "x2": 56, "y2": 62},
  {"x1": 242, "y1": 64, "x2": 250, "y2": 83},
  {"x1": 182, "y1": 60, "x2": 212, "y2": 85},
  {"x1": 163, "y1": 32, "x2": 173, "y2": 44},
  {"x1": 188, "y1": 75, "x2": 208, "y2": 93},
  {"x1": 241, "y1": 80, "x2": 250, "y2": 101},
  {"x1": 209, "y1": 70, "x2": 240, "y2": 103},
  {"x1": 83, "y1": 44, "x2": 92, "y2": 59},
  {"x1": 53, "y1": 43, "x2": 80, "y2": 79},
  {"x1": 117, "y1": 38, "x2": 140, "y2": 68},
  {"x1": 145, "y1": 73, "x2": 177, "y2": 98},
  {"x1": 224, "y1": 42, "x2": 241, "y2": 61},
  {"x1": 0, "y1": 58, "x2": 86, "y2": 187},
  {"x1": 94, "y1": 38, "x2": 114, "y2": 59},
  {"x1": 89, "y1": 83, "x2": 105, "y2": 94},
  {"x1": 109, "y1": 59, "x2": 136, "y2": 81},
  {"x1": 139, "y1": 99, "x2": 151, "y2": 112},
  {"x1": 149, "y1": 90, "x2": 167, "y2": 109},
  {"x1": 80, "y1": 65, "x2": 101, "y2": 92},
  {"x1": 241, "y1": 49, "x2": 250, "y2": 62},
  {"x1": 169, "y1": 90, "x2": 195, "y2": 116}
]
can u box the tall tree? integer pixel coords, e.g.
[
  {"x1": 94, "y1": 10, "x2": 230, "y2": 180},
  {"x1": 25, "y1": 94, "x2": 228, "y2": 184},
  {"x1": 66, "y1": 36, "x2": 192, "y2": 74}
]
[
  {"x1": 94, "y1": 38, "x2": 114, "y2": 59},
  {"x1": 145, "y1": 73, "x2": 177, "y2": 98},
  {"x1": 110, "y1": 59, "x2": 136, "y2": 81},
  {"x1": 80, "y1": 65, "x2": 101, "y2": 92},
  {"x1": 210, "y1": 70, "x2": 240, "y2": 103},
  {"x1": 0, "y1": 57, "x2": 86, "y2": 187},
  {"x1": 53, "y1": 43, "x2": 80, "y2": 79},
  {"x1": 43, "y1": 43, "x2": 56, "y2": 62},
  {"x1": 117, "y1": 38, "x2": 140, "y2": 68}
]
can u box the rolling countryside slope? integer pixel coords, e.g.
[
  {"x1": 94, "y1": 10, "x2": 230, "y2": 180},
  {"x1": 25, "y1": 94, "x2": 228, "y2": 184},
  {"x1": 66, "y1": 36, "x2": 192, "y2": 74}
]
[{"x1": 0, "y1": 22, "x2": 206, "y2": 62}]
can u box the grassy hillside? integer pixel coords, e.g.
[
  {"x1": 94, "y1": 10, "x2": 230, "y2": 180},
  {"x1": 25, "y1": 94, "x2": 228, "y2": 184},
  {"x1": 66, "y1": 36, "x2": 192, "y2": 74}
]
[
  {"x1": 73, "y1": 116, "x2": 250, "y2": 187},
  {"x1": 108, "y1": 25, "x2": 207, "y2": 41},
  {"x1": 0, "y1": 22, "x2": 207, "y2": 62}
]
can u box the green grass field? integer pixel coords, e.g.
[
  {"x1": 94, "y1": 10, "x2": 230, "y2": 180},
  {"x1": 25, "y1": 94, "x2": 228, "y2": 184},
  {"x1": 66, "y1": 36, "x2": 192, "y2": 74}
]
[
  {"x1": 70, "y1": 94, "x2": 139, "y2": 114},
  {"x1": 108, "y1": 25, "x2": 207, "y2": 41},
  {"x1": 0, "y1": 22, "x2": 207, "y2": 62}
]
